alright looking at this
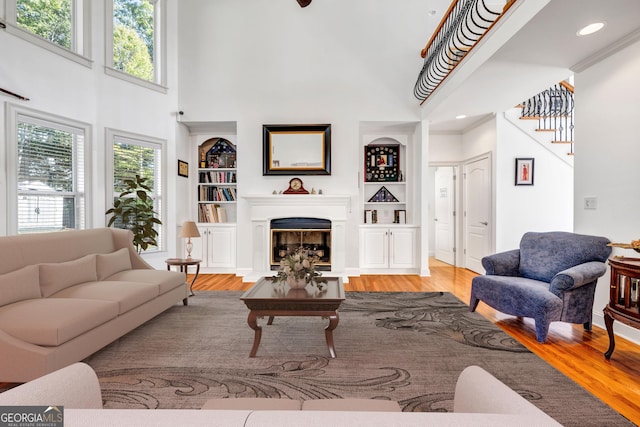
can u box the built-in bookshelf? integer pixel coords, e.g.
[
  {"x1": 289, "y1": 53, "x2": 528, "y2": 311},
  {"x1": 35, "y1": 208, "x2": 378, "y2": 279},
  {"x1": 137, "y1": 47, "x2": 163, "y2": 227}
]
[
  {"x1": 362, "y1": 139, "x2": 407, "y2": 225},
  {"x1": 359, "y1": 128, "x2": 418, "y2": 273},
  {"x1": 197, "y1": 138, "x2": 237, "y2": 223}
]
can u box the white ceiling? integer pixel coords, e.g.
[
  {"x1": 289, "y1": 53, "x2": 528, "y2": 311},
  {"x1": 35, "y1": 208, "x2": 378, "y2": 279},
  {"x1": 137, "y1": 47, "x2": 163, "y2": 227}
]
[{"x1": 424, "y1": 0, "x2": 640, "y2": 132}]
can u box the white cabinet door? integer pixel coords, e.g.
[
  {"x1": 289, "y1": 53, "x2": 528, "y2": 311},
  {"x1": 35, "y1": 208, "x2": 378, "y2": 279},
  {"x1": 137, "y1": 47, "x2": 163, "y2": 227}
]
[
  {"x1": 360, "y1": 226, "x2": 418, "y2": 271},
  {"x1": 206, "y1": 226, "x2": 236, "y2": 268},
  {"x1": 359, "y1": 228, "x2": 389, "y2": 269},
  {"x1": 192, "y1": 224, "x2": 236, "y2": 270},
  {"x1": 389, "y1": 227, "x2": 417, "y2": 268}
]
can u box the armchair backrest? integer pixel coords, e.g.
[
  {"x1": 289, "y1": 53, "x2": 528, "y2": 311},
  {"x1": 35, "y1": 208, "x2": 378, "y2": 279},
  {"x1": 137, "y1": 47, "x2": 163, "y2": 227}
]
[{"x1": 518, "y1": 231, "x2": 611, "y2": 282}]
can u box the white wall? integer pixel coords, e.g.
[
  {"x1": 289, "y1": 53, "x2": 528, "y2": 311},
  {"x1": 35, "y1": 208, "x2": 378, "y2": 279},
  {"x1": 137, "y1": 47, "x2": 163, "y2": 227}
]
[
  {"x1": 0, "y1": 1, "x2": 180, "y2": 267},
  {"x1": 176, "y1": 1, "x2": 423, "y2": 274},
  {"x1": 495, "y1": 112, "x2": 573, "y2": 252},
  {"x1": 575, "y1": 38, "x2": 640, "y2": 344}
]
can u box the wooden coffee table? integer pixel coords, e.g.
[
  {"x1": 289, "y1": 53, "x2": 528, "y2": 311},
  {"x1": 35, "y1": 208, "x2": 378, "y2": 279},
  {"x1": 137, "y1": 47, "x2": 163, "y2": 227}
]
[{"x1": 240, "y1": 277, "x2": 345, "y2": 358}]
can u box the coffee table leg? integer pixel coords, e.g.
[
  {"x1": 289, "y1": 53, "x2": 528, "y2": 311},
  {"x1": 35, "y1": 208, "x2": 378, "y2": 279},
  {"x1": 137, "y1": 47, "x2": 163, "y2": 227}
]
[
  {"x1": 247, "y1": 311, "x2": 262, "y2": 357},
  {"x1": 325, "y1": 313, "x2": 339, "y2": 358}
]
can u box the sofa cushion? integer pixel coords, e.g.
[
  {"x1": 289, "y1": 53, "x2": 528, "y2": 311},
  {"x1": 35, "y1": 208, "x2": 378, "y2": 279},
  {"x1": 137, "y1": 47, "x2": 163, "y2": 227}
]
[
  {"x1": 0, "y1": 265, "x2": 41, "y2": 307},
  {"x1": 51, "y1": 281, "x2": 159, "y2": 314},
  {"x1": 39, "y1": 254, "x2": 98, "y2": 297},
  {"x1": 96, "y1": 248, "x2": 132, "y2": 280},
  {"x1": 0, "y1": 298, "x2": 119, "y2": 346},
  {"x1": 107, "y1": 269, "x2": 186, "y2": 295}
]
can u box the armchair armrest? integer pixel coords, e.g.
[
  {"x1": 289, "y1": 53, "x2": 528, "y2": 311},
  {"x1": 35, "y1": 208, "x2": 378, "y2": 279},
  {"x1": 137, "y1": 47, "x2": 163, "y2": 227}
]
[
  {"x1": 481, "y1": 249, "x2": 521, "y2": 276},
  {"x1": 549, "y1": 261, "x2": 608, "y2": 296}
]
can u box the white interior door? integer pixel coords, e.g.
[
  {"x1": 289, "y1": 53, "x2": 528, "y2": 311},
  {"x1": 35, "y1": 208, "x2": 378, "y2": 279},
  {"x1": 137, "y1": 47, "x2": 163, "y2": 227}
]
[
  {"x1": 464, "y1": 156, "x2": 492, "y2": 274},
  {"x1": 434, "y1": 166, "x2": 455, "y2": 265}
]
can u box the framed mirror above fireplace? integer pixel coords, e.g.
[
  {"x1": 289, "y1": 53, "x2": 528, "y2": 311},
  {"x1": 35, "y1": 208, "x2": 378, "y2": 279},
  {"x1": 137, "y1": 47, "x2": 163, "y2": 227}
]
[{"x1": 263, "y1": 124, "x2": 331, "y2": 175}]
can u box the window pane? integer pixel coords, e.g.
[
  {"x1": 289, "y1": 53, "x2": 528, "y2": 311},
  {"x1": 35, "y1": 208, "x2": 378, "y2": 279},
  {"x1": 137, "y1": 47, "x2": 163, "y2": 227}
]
[
  {"x1": 17, "y1": 120, "x2": 84, "y2": 234},
  {"x1": 112, "y1": 138, "x2": 163, "y2": 250},
  {"x1": 17, "y1": 0, "x2": 72, "y2": 49},
  {"x1": 113, "y1": 142, "x2": 156, "y2": 193},
  {"x1": 113, "y1": 0, "x2": 155, "y2": 81}
]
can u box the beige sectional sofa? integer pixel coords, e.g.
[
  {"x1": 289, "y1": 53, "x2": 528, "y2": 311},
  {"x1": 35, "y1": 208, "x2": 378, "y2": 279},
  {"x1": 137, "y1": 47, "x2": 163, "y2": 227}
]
[
  {"x1": 0, "y1": 363, "x2": 562, "y2": 426},
  {"x1": 0, "y1": 228, "x2": 188, "y2": 383}
]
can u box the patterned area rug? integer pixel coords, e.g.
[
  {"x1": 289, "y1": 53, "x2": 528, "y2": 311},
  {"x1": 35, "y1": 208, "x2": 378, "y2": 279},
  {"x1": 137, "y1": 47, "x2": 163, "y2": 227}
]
[{"x1": 84, "y1": 291, "x2": 631, "y2": 426}]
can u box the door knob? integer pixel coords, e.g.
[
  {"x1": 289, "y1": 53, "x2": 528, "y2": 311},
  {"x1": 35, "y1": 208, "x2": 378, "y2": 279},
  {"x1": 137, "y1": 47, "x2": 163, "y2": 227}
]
[{"x1": 480, "y1": 221, "x2": 488, "y2": 225}]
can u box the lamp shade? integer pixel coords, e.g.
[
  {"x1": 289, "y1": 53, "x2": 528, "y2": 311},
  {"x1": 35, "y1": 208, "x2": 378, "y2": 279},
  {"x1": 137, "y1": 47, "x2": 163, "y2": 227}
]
[{"x1": 179, "y1": 221, "x2": 201, "y2": 238}]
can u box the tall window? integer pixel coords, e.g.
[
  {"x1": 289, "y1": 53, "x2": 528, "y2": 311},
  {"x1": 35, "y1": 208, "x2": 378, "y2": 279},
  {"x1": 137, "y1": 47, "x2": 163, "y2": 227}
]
[
  {"x1": 16, "y1": 0, "x2": 72, "y2": 49},
  {"x1": 15, "y1": 113, "x2": 88, "y2": 234},
  {"x1": 5, "y1": 0, "x2": 90, "y2": 65},
  {"x1": 108, "y1": 130, "x2": 164, "y2": 251},
  {"x1": 107, "y1": 0, "x2": 166, "y2": 89}
]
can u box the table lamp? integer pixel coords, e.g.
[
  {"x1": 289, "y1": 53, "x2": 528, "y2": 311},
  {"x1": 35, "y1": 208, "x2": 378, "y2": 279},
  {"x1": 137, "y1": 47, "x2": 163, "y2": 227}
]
[{"x1": 179, "y1": 221, "x2": 201, "y2": 259}]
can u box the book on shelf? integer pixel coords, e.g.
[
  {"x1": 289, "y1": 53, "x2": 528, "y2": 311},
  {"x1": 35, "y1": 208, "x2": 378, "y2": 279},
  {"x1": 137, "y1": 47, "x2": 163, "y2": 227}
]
[
  {"x1": 198, "y1": 204, "x2": 227, "y2": 223},
  {"x1": 364, "y1": 209, "x2": 378, "y2": 224},
  {"x1": 394, "y1": 209, "x2": 406, "y2": 224},
  {"x1": 198, "y1": 186, "x2": 238, "y2": 202},
  {"x1": 364, "y1": 209, "x2": 379, "y2": 224},
  {"x1": 199, "y1": 170, "x2": 237, "y2": 184}
]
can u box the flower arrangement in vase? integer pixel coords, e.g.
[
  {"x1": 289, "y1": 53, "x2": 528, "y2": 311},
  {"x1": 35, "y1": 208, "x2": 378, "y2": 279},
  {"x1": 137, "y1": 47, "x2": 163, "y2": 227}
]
[{"x1": 273, "y1": 247, "x2": 327, "y2": 290}]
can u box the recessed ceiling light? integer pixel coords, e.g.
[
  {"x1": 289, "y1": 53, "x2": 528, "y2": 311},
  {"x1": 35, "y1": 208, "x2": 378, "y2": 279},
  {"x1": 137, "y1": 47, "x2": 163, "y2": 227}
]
[
  {"x1": 455, "y1": 115, "x2": 467, "y2": 120},
  {"x1": 577, "y1": 22, "x2": 605, "y2": 36}
]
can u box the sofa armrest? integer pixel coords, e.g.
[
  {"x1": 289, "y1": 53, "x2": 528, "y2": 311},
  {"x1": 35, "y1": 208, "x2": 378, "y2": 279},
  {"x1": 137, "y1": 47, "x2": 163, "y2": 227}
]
[
  {"x1": 453, "y1": 366, "x2": 560, "y2": 424},
  {"x1": 549, "y1": 261, "x2": 608, "y2": 296},
  {"x1": 110, "y1": 228, "x2": 153, "y2": 270},
  {"x1": 481, "y1": 250, "x2": 521, "y2": 276},
  {"x1": 0, "y1": 363, "x2": 102, "y2": 409}
]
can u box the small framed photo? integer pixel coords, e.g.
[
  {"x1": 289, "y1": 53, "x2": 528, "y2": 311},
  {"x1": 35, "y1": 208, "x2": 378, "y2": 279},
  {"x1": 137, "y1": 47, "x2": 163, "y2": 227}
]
[
  {"x1": 515, "y1": 158, "x2": 534, "y2": 186},
  {"x1": 178, "y1": 160, "x2": 189, "y2": 178}
]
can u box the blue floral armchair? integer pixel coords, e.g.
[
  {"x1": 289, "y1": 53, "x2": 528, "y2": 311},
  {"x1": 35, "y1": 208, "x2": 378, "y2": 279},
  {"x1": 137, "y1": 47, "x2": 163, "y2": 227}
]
[{"x1": 470, "y1": 231, "x2": 611, "y2": 342}]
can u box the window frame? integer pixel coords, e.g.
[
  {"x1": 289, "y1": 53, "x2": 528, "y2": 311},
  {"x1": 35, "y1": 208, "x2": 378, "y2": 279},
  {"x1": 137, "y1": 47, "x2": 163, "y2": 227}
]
[
  {"x1": 3, "y1": 0, "x2": 93, "y2": 68},
  {"x1": 106, "y1": 127, "x2": 166, "y2": 252},
  {"x1": 6, "y1": 103, "x2": 93, "y2": 235},
  {"x1": 104, "y1": 0, "x2": 167, "y2": 93}
]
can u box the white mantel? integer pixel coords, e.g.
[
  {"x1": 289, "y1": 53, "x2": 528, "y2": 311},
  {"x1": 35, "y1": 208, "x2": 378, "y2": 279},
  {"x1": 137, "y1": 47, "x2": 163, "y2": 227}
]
[{"x1": 242, "y1": 194, "x2": 351, "y2": 282}]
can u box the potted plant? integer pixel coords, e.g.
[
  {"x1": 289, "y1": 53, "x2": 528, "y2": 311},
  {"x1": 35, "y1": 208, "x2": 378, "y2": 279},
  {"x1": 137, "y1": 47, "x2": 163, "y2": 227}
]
[
  {"x1": 273, "y1": 247, "x2": 328, "y2": 290},
  {"x1": 106, "y1": 174, "x2": 161, "y2": 253}
]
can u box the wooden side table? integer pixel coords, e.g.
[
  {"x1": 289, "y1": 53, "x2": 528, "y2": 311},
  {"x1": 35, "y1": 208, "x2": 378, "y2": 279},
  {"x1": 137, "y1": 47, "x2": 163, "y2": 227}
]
[
  {"x1": 604, "y1": 257, "x2": 640, "y2": 359},
  {"x1": 165, "y1": 258, "x2": 201, "y2": 296}
]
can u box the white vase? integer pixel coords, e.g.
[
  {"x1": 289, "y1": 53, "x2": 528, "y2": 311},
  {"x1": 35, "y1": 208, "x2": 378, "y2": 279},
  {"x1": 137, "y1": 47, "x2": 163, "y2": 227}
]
[{"x1": 287, "y1": 276, "x2": 307, "y2": 289}]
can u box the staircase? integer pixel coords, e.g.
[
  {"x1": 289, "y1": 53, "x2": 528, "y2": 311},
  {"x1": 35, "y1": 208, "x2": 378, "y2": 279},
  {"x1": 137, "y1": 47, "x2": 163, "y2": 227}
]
[{"x1": 519, "y1": 81, "x2": 574, "y2": 155}]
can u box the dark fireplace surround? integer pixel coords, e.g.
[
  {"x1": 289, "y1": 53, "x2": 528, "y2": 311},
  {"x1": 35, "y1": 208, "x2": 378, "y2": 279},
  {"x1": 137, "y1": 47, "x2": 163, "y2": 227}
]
[{"x1": 270, "y1": 217, "x2": 331, "y2": 271}]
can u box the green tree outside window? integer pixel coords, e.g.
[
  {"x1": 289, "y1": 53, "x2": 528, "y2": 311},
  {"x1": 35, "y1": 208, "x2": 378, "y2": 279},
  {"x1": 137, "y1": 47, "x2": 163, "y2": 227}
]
[
  {"x1": 17, "y1": 0, "x2": 72, "y2": 49},
  {"x1": 113, "y1": 0, "x2": 155, "y2": 81}
]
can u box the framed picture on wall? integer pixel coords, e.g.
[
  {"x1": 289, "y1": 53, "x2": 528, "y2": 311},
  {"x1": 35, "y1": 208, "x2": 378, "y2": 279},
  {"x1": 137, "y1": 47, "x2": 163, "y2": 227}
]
[
  {"x1": 515, "y1": 158, "x2": 534, "y2": 186},
  {"x1": 178, "y1": 160, "x2": 189, "y2": 178}
]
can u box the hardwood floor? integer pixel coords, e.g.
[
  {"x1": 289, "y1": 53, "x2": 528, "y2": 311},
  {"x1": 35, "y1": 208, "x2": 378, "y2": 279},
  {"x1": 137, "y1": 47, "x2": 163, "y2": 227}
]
[{"x1": 192, "y1": 259, "x2": 640, "y2": 425}]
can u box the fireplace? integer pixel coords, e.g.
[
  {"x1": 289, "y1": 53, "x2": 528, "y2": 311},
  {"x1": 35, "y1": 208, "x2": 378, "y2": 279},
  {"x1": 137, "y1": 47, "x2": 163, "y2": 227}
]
[
  {"x1": 270, "y1": 218, "x2": 331, "y2": 270},
  {"x1": 243, "y1": 194, "x2": 350, "y2": 281}
]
